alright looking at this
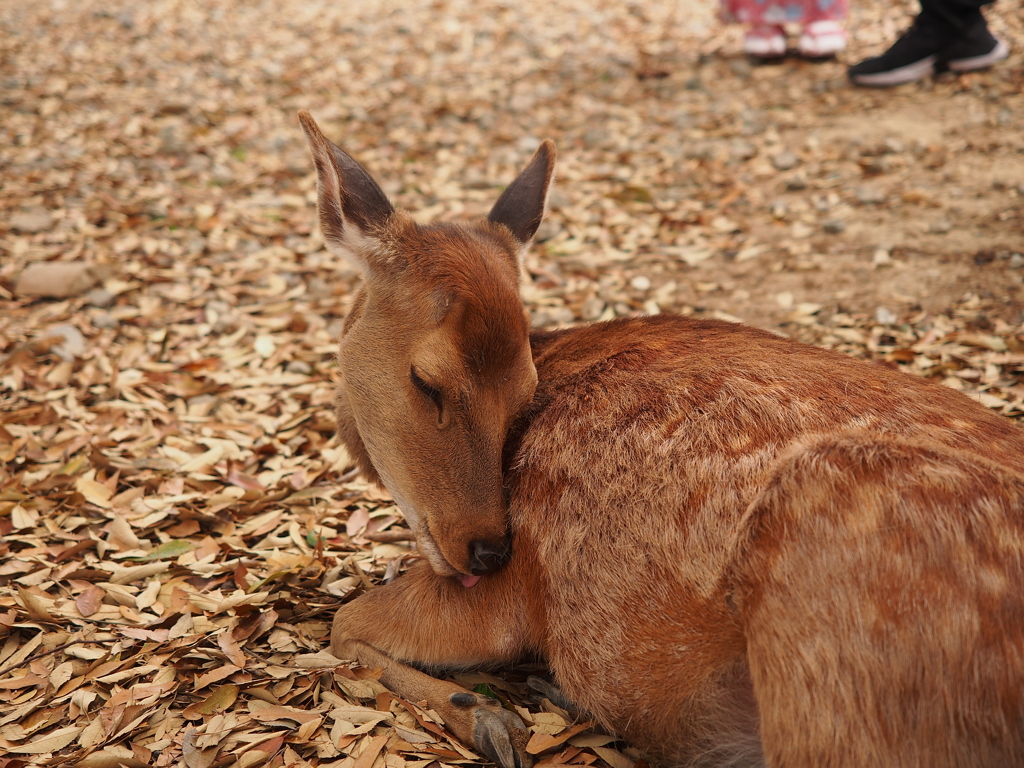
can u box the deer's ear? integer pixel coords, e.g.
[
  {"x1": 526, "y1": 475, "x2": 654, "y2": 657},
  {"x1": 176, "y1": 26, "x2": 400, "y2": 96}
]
[
  {"x1": 487, "y1": 139, "x2": 556, "y2": 248},
  {"x1": 298, "y1": 110, "x2": 395, "y2": 270}
]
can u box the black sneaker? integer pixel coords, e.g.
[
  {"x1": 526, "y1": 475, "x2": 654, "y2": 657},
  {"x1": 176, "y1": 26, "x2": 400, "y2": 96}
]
[
  {"x1": 848, "y1": 16, "x2": 954, "y2": 86},
  {"x1": 940, "y1": 20, "x2": 1010, "y2": 72}
]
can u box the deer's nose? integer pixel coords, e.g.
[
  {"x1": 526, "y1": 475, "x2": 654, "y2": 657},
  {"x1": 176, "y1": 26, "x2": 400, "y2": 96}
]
[{"x1": 468, "y1": 536, "x2": 512, "y2": 575}]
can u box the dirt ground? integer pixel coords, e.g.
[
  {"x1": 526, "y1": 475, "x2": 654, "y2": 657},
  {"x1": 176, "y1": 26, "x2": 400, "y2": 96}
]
[{"x1": 1, "y1": 0, "x2": 1023, "y2": 765}]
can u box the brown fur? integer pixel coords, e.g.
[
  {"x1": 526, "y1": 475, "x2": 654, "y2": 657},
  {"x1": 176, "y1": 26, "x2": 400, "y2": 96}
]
[{"x1": 296, "y1": 112, "x2": 1024, "y2": 768}]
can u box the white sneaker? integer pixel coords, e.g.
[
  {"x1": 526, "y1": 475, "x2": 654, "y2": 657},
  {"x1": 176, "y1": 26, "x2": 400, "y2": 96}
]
[
  {"x1": 798, "y1": 21, "x2": 847, "y2": 58},
  {"x1": 744, "y1": 25, "x2": 786, "y2": 58}
]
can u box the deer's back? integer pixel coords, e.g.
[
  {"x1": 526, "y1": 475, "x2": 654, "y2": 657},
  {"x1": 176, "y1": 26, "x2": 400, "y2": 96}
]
[{"x1": 504, "y1": 314, "x2": 1024, "y2": 757}]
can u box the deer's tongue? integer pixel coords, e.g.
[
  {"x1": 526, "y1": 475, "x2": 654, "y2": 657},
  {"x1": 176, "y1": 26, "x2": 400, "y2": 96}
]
[{"x1": 458, "y1": 574, "x2": 481, "y2": 588}]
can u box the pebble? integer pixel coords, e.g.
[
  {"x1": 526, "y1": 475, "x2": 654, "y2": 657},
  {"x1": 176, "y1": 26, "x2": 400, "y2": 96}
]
[
  {"x1": 46, "y1": 323, "x2": 86, "y2": 361},
  {"x1": 785, "y1": 176, "x2": 808, "y2": 191},
  {"x1": 822, "y1": 219, "x2": 846, "y2": 234},
  {"x1": 547, "y1": 188, "x2": 571, "y2": 210},
  {"x1": 873, "y1": 249, "x2": 893, "y2": 267},
  {"x1": 15, "y1": 261, "x2": 97, "y2": 298},
  {"x1": 10, "y1": 208, "x2": 54, "y2": 233},
  {"x1": 534, "y1": 219, "x2": 562, "y2": 243},
  {"x1": 580, "y1": 297, "x2": 606, "y2": 322},
  {"x1": 1009, "y1": 253, "x2": 1024, "y2": 269},
  {"x1": 85, "y1": 287, "x2": 115, "y2": 308},
  {"x1": 855, "y1": 185, "x2": 886, "y2": 204},
  {"x1": 929, "y1": 219, "x2": 952, "y2": 234},
  {"x1": 728, "y1": 58, "x2": 752, "y2": 78},
  {"x1": 92, "y1": 311, "x2": 118, "y2": 329},
  {"x1": 729, "y1": 140, "x2": 757, "y2": 162},
  {"x1": 286, "y1": 360, "x2": 313, "y2": 375},
  {"x1": 771, "y1": 151, "x2": 800, "y2": 171},
  {"x1": 630, "y1": 275, "x2": 651, "y2": 292},
  {"x1": 875, "y1": 307, "x2": 897, "y2": 325}
]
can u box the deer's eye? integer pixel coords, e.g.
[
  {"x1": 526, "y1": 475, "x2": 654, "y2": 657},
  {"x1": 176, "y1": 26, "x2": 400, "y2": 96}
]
[{"x1": 410, "y1": 366, "x2": 443, "y2": 413}]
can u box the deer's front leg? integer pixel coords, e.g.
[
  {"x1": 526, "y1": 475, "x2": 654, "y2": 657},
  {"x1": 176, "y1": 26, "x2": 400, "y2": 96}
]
[{"x1": 331, "y1": 558, "x2": 542, "y2": 768}]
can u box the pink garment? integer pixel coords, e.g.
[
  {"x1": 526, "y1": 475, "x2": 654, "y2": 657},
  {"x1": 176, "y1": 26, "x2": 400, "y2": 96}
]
[{"x1": 721, "y1": 0, "x2": 848, "y2": 25}]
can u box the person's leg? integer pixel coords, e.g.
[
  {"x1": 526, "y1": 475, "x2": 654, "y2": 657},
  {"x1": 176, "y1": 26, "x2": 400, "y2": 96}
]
[
  {"x1": 919, "y1": 0, "x2": 989, "y2": 35},
  {"x1": 925, "y1": 0, "x2": 1011, "y2": 72},
  {"x1": 848, "y1": 0, "x2": 1008, "y2": 86},
  {"x1": 798, "y1": 0, "x2": 849, "y2": 58}
]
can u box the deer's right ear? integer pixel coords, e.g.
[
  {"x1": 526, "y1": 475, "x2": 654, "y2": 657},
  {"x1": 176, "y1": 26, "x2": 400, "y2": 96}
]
[{"x1": 298, "y1": 110, "x2": 395, "y2": 271}]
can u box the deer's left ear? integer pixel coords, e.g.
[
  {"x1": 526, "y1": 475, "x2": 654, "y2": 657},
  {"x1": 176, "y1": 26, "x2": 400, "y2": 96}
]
[
  {"x1": 487, "y1": 139, "x2": 556, "y2": 248},
  {"x1": 298, "y1": 110, "x2": 395, "y2": 271}
]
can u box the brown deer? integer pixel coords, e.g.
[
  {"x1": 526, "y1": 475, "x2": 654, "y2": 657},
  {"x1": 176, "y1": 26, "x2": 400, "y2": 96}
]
[{"x1": 298, "y1": 110, "x2": 1024, "y2": 768}]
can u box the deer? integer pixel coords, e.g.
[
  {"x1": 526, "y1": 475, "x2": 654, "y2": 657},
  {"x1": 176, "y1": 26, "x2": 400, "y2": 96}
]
[{"x1": 297, "y1": 110, "x2": 1024, "y2": 768}]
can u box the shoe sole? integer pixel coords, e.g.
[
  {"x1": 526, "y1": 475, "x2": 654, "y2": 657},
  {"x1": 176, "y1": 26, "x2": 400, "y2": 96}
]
[
  {"x1": 850, "y1": 54, "x2": 936, "y2": 86},
  {"x1": 798, "y1": 34, "x2": 847, "y2": 58},
  {"x1": 947, "y1": 39, "x2": 1010, "y2": 71},
  {"x1": 744, "y1": 41, "x2": 786, "y2": 58}
]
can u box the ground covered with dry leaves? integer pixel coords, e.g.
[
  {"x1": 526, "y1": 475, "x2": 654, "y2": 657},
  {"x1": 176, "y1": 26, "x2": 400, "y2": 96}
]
[{"x1": 1, "y1": 0, "x2": 1023, "y2": 765}]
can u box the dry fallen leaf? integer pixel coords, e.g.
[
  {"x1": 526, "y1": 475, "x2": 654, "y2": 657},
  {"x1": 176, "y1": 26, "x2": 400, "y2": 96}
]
[{"x1": 1, "y1": 1, "x2": 1023, "y2": 767}]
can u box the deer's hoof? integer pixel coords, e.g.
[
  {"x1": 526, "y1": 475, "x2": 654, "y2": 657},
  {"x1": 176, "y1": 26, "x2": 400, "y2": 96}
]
[{"x1": 450, "y1": 692, "x2": 533, "y2": 768}]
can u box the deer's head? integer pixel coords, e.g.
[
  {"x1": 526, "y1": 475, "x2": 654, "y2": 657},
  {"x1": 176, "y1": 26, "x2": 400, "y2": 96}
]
[{"x1": 299, "y1": 111, "x2": 554, "y2": 586}]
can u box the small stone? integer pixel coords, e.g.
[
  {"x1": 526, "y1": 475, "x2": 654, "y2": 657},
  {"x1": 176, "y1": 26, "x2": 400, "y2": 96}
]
[
  {"x1": 630, "y1": 275, "x2": 651, "y2": 292},
  {"x1": 547, "y1": 188, "x2": 571, "y2": 210},
  {"x1": 882, "y1": 137, "x2": 905, "y2": 154},
  {"x1": 684, "y1": 76, "x2": 703, "y2": 91},
  {"x1": 855, "y1": 185, "x2": 886, "y2": 204},
  {"x1": 873, "y1": 249, "x2": 893, "y2": 267},
  {"x1": 550, "y1": 307, "x2": 576, "y2": 325},
  {"x1": 929, "y1": 219, "x2": 951, "y2": 234},
  {"x1": 822, "y1": 219, "x2": 846, "y2": 234},
  {"x1": 770, "y1": 200, "x2": 788, "y2": 220},
  {"x1": 92, "y1": 311, "x2": 118, "y2": 329},
  {"x1": 728, "y1": 58, "x2": 752, "y2": 78},
  {"x1": 862, "y1": 157, "x2": 892, "y2": 174},
  {"x1": 534, "y1": 219, "x2": 561, "y2": 243},
  {"x1": 1009, "y1": 253, "x2": 1024, "y2": 269},
  {"x1": 581, "y1": 297, "x2": 606, "y2": 322},
  {"x1": 10, "y1": 208, "x2": 53, "y2": 233},
  {"x1": 516, "y1": 136, "x2": 542, "y2": 154},
  {"x1": 875, "y1": 307, "x2": 897, "y2": 325},
  {"x1": 45, "y1": 323, "x2": 86, "y2": 360},
  {"x1": 85, "y1": 287, "x2": 115, "y2": 308},
  {"x1": 15, "y1": 261, "x2": 97, "y2": 298},
  {"x1": 730, "y1": 140, "x2": 757, "y2": 162},
  {"x1": 771, "y1": 151, "x2": 800, "y2": 172},
  {"x1": 785, "y1": 176, "x2": 808, "y2": 191},
  {"x1": 614, "y1": 302, "x2": 633, "y2": 317},
  {"x1": 286, "y1": 360, "x2": 313, "y2": 375}
]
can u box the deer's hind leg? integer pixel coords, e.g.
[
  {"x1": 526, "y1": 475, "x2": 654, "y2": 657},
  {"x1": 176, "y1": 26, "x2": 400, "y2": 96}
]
[
  {"x1": 330, "y1": 557, "x2": 542, "y2": 768},
  {"x1": 733, "y1": 434, "x2": 1024, "y2": 768}
]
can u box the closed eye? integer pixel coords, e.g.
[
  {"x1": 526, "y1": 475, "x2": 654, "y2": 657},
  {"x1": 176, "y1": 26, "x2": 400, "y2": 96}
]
[{"x1": 410, "y1": 366, "x2": 443, "y2": 412}]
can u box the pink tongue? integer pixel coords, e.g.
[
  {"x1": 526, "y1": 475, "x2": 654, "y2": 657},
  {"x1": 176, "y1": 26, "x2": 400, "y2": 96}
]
[{"x1": 458, "y1": 574, "x2": 482, "y2": 589}]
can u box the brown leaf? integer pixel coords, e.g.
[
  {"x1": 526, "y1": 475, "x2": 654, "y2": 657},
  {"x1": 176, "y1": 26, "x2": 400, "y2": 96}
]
[
  {"x1": 7, "y1": 725, "x2": 83, "y2": 753},
  {"x1": 194, "y1": 665, "x2": 241, "y2": 690},
  {"x1": 16, "y1": 586, "x2": 56, "y2": 622},
  {"x1": 526, "y1": 721, "x2": 595, "y2": 755},
  {"x1": 218, "y1": 630, "x2": 246, "y2": 668},
  {"x1": 76, "y1": 586, "x2": 105, "y2": 617},
  {"x1": 352, "y1": 734, "x2": 389, "y2": 768},
  {"x1": 183, "y1": 684, "x2": 240, "y2": 720}
]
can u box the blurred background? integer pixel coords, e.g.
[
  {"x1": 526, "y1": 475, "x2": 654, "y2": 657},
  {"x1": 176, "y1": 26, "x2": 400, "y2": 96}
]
[{"x1": 0, "y1": 0, "x2": 1023, "y2": 763}]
